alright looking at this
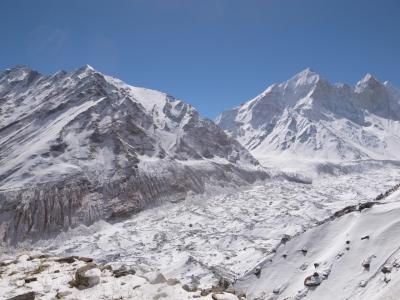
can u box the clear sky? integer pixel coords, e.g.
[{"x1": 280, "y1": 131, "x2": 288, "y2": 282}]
[{"x1": 1, "y1": 0, "x2": 399, "y2": 118}]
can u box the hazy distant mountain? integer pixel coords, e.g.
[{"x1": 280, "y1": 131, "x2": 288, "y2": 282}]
[
  {"x1": 0, "y1": 65, "x2": 264, "y2": 242},
  {"x1": 216, "y1": 69, "x2": 400, "y2": 161}
]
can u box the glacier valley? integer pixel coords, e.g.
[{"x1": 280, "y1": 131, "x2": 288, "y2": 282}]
[{"x1": 1, "y1": 66, "x2": 400, "y2": 300}]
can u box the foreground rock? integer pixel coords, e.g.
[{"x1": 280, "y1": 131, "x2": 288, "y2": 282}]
[
  {"x1": 304, "y1": 272, "x2": 322, "y2": 287},
  {"x1": 0, "y1": 254, "x2": 217, "y2": 299},
  {"x1": 72, "y1": 263, "x2": 101, "y2": 288},
  {"x1": 212, "y1": 293, "x2": 240, "y2": 300},
  {"x1": 7, "y1": 292, "x2": 35, "y2": 300}
]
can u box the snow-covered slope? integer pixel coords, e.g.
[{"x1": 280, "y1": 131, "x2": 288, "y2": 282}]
[
  {"x1": 5, "y1": 161, "x2": 399, "y2": 295},
  {"x1": 235, "y1": 187, "x2": 400, "y2": 300},
  {"x1": 216, "y1": 69, "x2": 400, "y2": 162},
  {"x1": 0, "y1": 65, "x2": 264, "y2": 243}
]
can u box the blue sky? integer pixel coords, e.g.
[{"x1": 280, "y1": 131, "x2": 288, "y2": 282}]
[{"x1": 1, "y1": 0, "x2": 399, "y2": 118}]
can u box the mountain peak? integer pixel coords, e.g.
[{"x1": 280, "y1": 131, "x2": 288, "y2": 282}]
[
  {"x1": 300, "y1": 67, "x2": 316, "y2": 75},
  {"x1": 295, "y1": 68, "x2": 319, "y2": 78},
  {"x1": 358, "y1": 73, "x2": 380, "y2": 85},
  {"x1": 74, "y1": 64, "x2": 97, "y2": 77},
  {"x1": 286, "y1": 68, "x2": 321, "y2": 88},
  {"x1": 80, "y1": 64, "x2": 95, "y2": 71},
  {"x1": 3, "y1": 64, "x2": 35, "y2": 75},
  {"x1": 1, "y1": 65, "x2": 36, "y2": 82},
  {"x1": 356, "y1": 73, "x2": 381, "y2": 92}
]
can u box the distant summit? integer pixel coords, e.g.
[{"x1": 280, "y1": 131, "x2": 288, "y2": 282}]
[{"x1": 216, "y1": 69, "x2": 400, "y2": 161}]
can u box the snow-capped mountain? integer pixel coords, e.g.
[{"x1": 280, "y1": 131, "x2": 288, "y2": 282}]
[
  {"x1": 0, "y1": 65, "x2": 264, "y2": 243},
  {"x1": 216, "y1": 69, "x2": 400, "y2": 161},
  {"x1": 1, "y1": 66, "x2": 400, "y2": 300}
]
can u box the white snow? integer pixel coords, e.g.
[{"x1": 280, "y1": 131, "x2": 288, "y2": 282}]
[{"x1": 236, "y1": 190, "x2": 400, "y2": 300}]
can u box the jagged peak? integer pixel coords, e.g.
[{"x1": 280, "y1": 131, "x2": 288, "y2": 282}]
[
  {"x1": 52, "y1": 70, "x2": 68, "y2": 77},
  {"x1": 292, "y1": 68, "x2": 319, "y2": 79},
  {"x1": 298, "y1": 67, "x2": 317, "y2": 76},
  {"x1": 80, "y1": 64, "x2": 95, "y2": 71},
  {"x1": 355, "y1": 73, "x2": 383, "y2": 94},
  {"x1": 285, "y1": 68, "x2": 322, "y2": 88},
  {"x1": 1, "y1": 65, "x2": 38, "y2": 82},
  {"x1": 3, "y1": 64, "x2": 34, "y2": 74},
  {"x1": 73, "y1": 64, "x2": 98, "y2": 77},
  {"x1": 356, "y1": 73, "x2": 381, "y2": 87}
]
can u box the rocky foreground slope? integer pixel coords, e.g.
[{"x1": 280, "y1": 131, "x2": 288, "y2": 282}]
[
  {"x1": 0, "y1": 254, "x2": 242, "y2": 300},
  {"x1": 0, "y1": 65, "x2": 265, "y2": 243},
  {"x1": 217, "y1": 69, "x2": 400, "y2": 161}
]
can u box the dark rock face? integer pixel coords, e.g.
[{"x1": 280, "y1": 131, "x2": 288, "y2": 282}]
[{"x1": 1, "y1": 180, "x2": 92, "y2": 243}]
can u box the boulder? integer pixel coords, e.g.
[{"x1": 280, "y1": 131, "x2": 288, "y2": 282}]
[
  {"x1": 112, "y1": 265, "x2": 135, "y2": 278},
  {"x1": 7, "y1": 292, "x2": 35, "y2": 300},
  {"x1": 99, "y1": 264, "x2": 113, "y2": 272},
  {"x1": 362, "y1": 260, "x2": 370, "y2": 270},
  {"x1": 74, "y1": 263, "x2": 101, "y2": 288},
  {"x1": 211, "y1": 293, "x2": 239, "y2": 300},
  {"x1": 182, "y1": 284, "x2": 197, "y2": 292},
  {"x1": 17, "y1": 255, "x2": 30, "y2": 262},
  {"x1": 166, "y1": 278, "x2": 179, "y2": 286},
  {"x1": 304, "y1": 272, "x2": 322, "y2": 287},
  {"x1": 55, "y1": 256, "x2": 76, "y2": 264},
  {"x1": 200, "y1": 289, "x2": 212, "y2": 296},
  {"x1": 77, "y1": 257, "x2": 93, "y2": 263},
  {"x1": 56, "y1": 291, "x2": 72, "y2": 299},
  {"x1": 0, "y1": 259, "x2": 15, "y2": 267},
  {"x1": 217, "y1": 277, "x2": 231, "y2": 289},
  {"x1": 28, "y1": 254, "x2": 50, "y2": 261},
  {"x1": 280, "y1": 234, "x2": 290, "y2": 244},
  {"x1": 362, "y1": 255, "x2": 376, "y2": 270},
  {"x1": 24, "y1": 277, "x2": 37, "y2": 283},
  {"x1": 272, "y1": 287, "x2": 280, "y2": 294},
  {"x1": 145, "y1": 272, "x2": 167, "y2": 284},
  {"x1": 359, "y1": 280, "x2": 367, "y2": 288},
  {"x1": 254, "y1": 266, "x2": 261, "y2": 278},
  {"x1": 382, "y1": 264, "x2": 393, "y2": 274}
]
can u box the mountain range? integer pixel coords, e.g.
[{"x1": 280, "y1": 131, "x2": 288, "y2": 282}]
[
  {"x1": 0, "y1": 65, "x2": 264, "y2": 243},
  {"x1": 217, "y1": 68, "x2": 400, "y2": 161},
  {"x1": 1, "y1": 65, "x2": 400, "y2": 244}
]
